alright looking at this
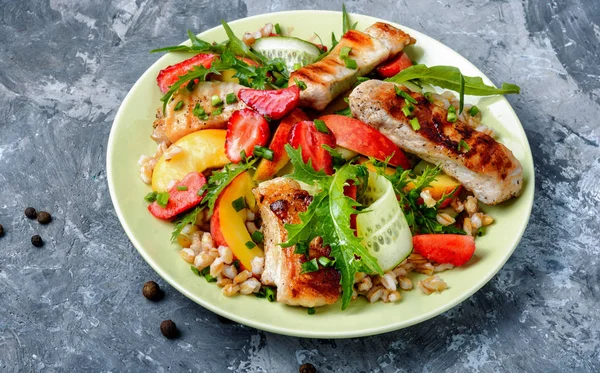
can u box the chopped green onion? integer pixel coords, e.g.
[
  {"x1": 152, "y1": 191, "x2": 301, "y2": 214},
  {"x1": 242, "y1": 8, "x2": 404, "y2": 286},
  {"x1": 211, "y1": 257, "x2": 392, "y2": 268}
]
[
  {"x1": 301, "y1": 258, "x2": 319, "y2": 273},
  {"x1": 423, "y1": 92, "x2": 434, "y2": 103},
  {"x1": 336, "y1": 107, "x2": 352, "y2": 117},
  {"x1": 257, "y1": 286, "x2": 276, "y2": 302},
  {"x1": 212, "y1": 107, "x2": 223, "y2": 116},
  {"x1": 340, "y1": 46, "x2": 352, "y2": 59},
  {"x1": 211, "y1": 95, "x2": 223, "y2": 106},
  {"x1": 144, "y1": 191, "x2": 158, "y2": 202},
  {"x1": 251, "y1": 231, "x2": 264, "y2": 243},
  {"x1": 275, "y1": 77, "x2": 287, "y2": 87},
  {"x1": 232, "y1": 259, "x2": 241, "y2": 270},
  {"x1": 232, "y1": 196, "x2": 246, "y2": 212},
  {"x1": 193, "y1": 103, "x2": 209, "y2": 120},
  {"x1": 293, "y1": 62, "x2": 302, "y2": 71},
  {"x1": 191, "y1": 266, "x2": 200, "y2": 276},
  {"x1": 254, "y1": 145, "x2": 274, "y2": 161},
  {"x1": 468, "y1": 105, "x2": 480, "y2": 116},
  {"x1": 294, "y1": 242, "x2": 308, "y2": 257},
  {"x1": 409, "y1": 117, "x2": 421, "y2": 131},
  {"x1": 197, "y1": 184, "x2": 208, "y2": 196},
  {"x1": 344, "y1": 58, "x2": 357, "y2": 69},
  {"x1": 245, "y1": 241, "x2": 256, "y2": 249},
  {"x1": 317, "y1": 256, "x2": 335, "y2": 267},
  {"x1": 174, "y1": 101, "x2": 184, "y2": 111},
  {"x1": 225, "y1": 92, "x2": 238, "y2": 104},
  {"x1": 186, "y1": 80, "x2": 196, "y2": 91},
  {"x1": 447, "y1": 105, "x2": 457, "y2": 123},
  {"x1": 176, "y1": 186, "x2": 188, "y2": 191},
  {"x1": 156, "y1": 192, "x2": 170, "y2": 208},
  {"x1": 199, "y1": 266, "x2": 217, "y2": 282},
  {"x1": 240, "y1": 149, "x2": 247, "y2": 161},
  {"x1": 294, "y1": 78, "x2": 307, "y2": 91},
  {"x1": 357, "y1": 76, "x2": 369, "y2": 83},
  {"x1": 394, "y1": 86, "x2": 418, "y2": 104},
  {"x1": 274, "y1": 23, "x2": 282, "y2": 35},
  {"x1": 307, "y1": 307, "x2": 316, "y2": 315},
  {"x1": 458, "y1": 139, "x2": 471, "y2": 153},
  {"x1": 313, "y1": 119, "x2": 330, "y2": 134},
  {"x1": 401, "y1": 102, "x2": 415, "y2": 117}
]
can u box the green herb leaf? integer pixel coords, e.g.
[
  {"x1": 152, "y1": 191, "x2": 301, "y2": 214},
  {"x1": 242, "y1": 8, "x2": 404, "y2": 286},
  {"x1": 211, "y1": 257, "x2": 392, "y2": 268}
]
[
  {"x1": 294, "y1": 78, "x2": 307, "y2": 91},
  {"x1": 468, "y1": 105, "x2": 480, "y2": 116},
  {"x1": 156, "y1": 192, "x2": 170, "y2": 208},
  {"x1": 232, "y1": 196, "x2": 246, "y2": 212},
  {"x1": 245, "y1": 241, "x2": 256, "y2": 249},
  {"x1": 447, "y1": 105, "x2": 457, "y2": 123},
  {"x1": 226, "y1": 92, "x2": 238, "y2": 104},
  {"x1": 251, "y1": 230, "x2": 264, "y2": 243},
  {"x1": 221, "y1": 20, "x2": 266, "y2": 64},
  {"x1": 177, "y1": 186, "x2": 188, "y2": 191},
  {"x1": 301, "y1": 258, "x2": 319, "y2": 273},
  {"x1": 344, "y1": 58, "x2": 357, "y2": 69},
  {"x1": 342, "y1": 4, "x2": 356, "y2": 34},
  {"x1": 313, "y1": 119, "x2": 330, "y2": 134},
  {"x1": 282, "y1": 146, "x2": 382, "y2": 310},
  {"x1": 254, "y1": 145, "x2": 274, "y2": 161},
  {"x1": 410, "y1": 117, "x2": 421, "y2": 131},
  {"x1": 211, "y1": 95, "x2": 223, "y2": 106},
  {"x1": 458, "y1": 72, "x2": 465, "y2": 114},
  {"x1": 386, "y1": 65, "x2": 520, "y2": 96},
  {"x1": 212, "y1": 107, "x2": 223, "y2": 116},
  {"x1": 458, "y1": 139, "x2": 471, "y2": 153},
  {"x1": 335, "y1": 106, "x2": 352, "y2": 117},
  {"x1": 193, "y1": 103, "x2": 209, "y2": 120},
  {"x1": 317, "y1": 256, "x2": 335, "y2": 267},
  {"x1": 151, "y1": 30, "x2": 226, "y2": 54},
  {"x1": 294, "y1": 242, "x2": 308, "y2": 257},
  {"x1": 174, "y1": 101, "x2": 184, "y2": 111},
  {"x1": 171, "y1": 206, "x2": 202, "y2": 242},
  {"x1": 274, "y1": 23, "x2": 282, "y2": 35},
  {"x1": 256, "y1": 286, "x2": 276, "y2": 302},
  {"x1": 394, "y1": 86, "x2": 418, "y2": 104},
  {"x1": 340, "y1": 46, "x2": 351, "y2": 60},
  {"x1": 144, "y1": 191, "x2": 158, "y2": 202},
  {"x1": 199, "y1": 266, "x2": 217, "y2": 282},
  {"x1": 202, "y1": 160, "x2": 257, "y2": 215},
  {"x1": 307, "y1": 307, "x2": 316, "y2": 315}
]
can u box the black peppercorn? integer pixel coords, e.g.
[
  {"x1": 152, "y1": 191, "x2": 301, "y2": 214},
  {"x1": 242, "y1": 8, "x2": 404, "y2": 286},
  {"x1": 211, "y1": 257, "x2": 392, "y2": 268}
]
[
  {"x1": 25, "y1": 207, "x2": 37, "y2": 219},
  {"x1": 31, "y1": 235, "x2": 44, "y2": 247},
  {"x1": 37, "y1": 211, "x2": 52, "y2": 225},
  {"x1": 142, "y1": 281, "x2": 163, "y2": 301},
  {"x1": 160, "y1": 320, "x2": 178, "y2": 339},
  {"x1": 299, "y1": 363, "x2": 316, "y2": 373},
  {"x1": 0, "y1": 224, "x2": 4, "y2": 237}
]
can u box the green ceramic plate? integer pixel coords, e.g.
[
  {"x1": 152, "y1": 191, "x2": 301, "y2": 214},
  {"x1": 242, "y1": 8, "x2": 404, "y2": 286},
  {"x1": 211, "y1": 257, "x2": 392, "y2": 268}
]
[{"x1": 107, "y1": 10, "x2": 534, "y2": 338}]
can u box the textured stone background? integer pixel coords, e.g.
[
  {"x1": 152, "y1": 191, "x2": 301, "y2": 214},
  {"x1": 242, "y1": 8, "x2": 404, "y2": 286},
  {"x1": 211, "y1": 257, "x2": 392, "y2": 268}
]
[{"x1": 1, "y1": 0, "x2": 599, "y2": 372}]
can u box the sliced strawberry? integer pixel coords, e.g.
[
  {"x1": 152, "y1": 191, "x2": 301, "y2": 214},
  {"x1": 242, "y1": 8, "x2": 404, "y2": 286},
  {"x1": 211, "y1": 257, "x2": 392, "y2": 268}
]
[
  {"x1": 225, "y1": 109, "x2": 270, "y2": 163},
  {"x1": 156, "y1": 53, "x2": 217, "y2": 93},
  {"x1": 344, "y1": 182, "x2": 358, "y2": 234},
  {"x1": 289, "y1": 120, "x2": 336, "y2": 175},
  {"x1": 148, "y1": 172, "x2": 206, "y2": 220},
  {"x1": 376, "y1": 51, "x2": 413, "y2": 78},
  {"x1": 238, "y1": 85, "x2": 300, "y2": 120},
  {"x1": 412, "y1": 234, "x2": 476, "y2": 266},
  {"x1": 319, "y1": 115, "x2": 411, "y2": 170}
]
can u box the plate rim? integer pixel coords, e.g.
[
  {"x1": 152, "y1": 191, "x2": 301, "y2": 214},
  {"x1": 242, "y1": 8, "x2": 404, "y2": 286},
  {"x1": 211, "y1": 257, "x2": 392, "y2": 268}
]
[{"x1": 106, "y1": 9, "x2": 535, "y2": 338}]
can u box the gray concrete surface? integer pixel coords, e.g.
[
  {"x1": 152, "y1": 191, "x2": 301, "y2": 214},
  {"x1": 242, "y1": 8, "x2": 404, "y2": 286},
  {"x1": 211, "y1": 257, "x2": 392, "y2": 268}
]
[{"x1": 1, "y1": 0, "x2": 599, "y2": 371}]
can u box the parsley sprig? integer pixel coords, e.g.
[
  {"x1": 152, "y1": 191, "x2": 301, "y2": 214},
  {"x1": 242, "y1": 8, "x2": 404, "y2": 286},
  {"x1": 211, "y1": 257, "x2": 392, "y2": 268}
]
[{"x1": 281, "y1": 145, "x2": 382, "y2": 310}]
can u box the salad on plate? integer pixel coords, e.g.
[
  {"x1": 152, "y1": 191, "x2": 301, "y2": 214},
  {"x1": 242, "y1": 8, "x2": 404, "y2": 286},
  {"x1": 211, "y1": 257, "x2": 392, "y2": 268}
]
[{"x1": 137, "y1": 7, "x2": 523, "y2": 313}]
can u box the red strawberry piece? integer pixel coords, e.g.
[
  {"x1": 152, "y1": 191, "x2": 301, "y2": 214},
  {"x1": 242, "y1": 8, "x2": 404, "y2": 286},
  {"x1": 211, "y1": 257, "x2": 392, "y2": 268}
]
[
  {"x1": 156, "y1": 53, "x2": 216, "y2": 93},
  {"x1": 289, "y1": 120, "x2": 336, "y2": 175},
  {"x1": 225, "y1": 109, "x2": 271, "y2": 163},
  {"x1": 148, "y1": 172, "x2": 207, "y2": 220},
  {"x1": 238, "y1": 85, "x2": 300, "y2": 120}
]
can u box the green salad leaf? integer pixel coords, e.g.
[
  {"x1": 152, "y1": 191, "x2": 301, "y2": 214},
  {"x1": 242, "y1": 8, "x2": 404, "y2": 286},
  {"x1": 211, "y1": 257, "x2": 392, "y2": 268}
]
[
  {"x1": 371, "y1": 159, "x2": 466, "y2": 235},
  {"x1": 151, "y1": 30, "x2": 227, "y2": 54},
  {"x1": 281, "y1": 145, "x2": 382, "y2": 310},
  {"x1": 385, "y1": 64, "x2": 521, "y2": 96}
]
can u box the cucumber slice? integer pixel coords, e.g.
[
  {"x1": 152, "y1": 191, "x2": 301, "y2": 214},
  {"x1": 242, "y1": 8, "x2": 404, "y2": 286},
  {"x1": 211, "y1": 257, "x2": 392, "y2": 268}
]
[
  {"x1": 252, "y1": 36, "x2": 321, "y2": 72},
  {"x1": 357, "y1": 171, "x2": 413, "y2": 271}
]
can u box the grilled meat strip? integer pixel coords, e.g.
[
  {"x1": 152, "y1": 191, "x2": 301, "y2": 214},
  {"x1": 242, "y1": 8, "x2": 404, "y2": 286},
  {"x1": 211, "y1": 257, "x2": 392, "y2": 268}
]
[
  {"x1": 254, "y1": 178, "x2": 340, "y2": 307},
  {"x1": 349, "y1": 80, "x2": 523, "y2": 204},
  {"x1": 152, "y1": 81, "x2": 246, "y2": 144},
  {"x1": 290, "y1": 22, "x2": 415, "y2": 111}
]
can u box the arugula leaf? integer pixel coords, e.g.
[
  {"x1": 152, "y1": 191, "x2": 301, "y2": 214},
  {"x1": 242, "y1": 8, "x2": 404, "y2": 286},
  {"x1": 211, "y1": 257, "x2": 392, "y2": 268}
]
[
  {"x1": 221, "y1": 20, "x2": 266, "y2": 65},
  {"x1": 282, "y1": 145, "x2": 382, "y2": 310},
  {"x1": 374, "y1": 163, "x2": 467, "y2": 235},
  {"x1": 171, "y1": 206, "x2": 202, "y2": 243},
  {"x1": 342, "y1": 4, "x2": 358, "y2": 34},
  {"x1": 151, "y1": 30, "x2": 227, "y2": 54},
  {"x1": 385, "y1": 64, "x2": 520, "y2": 96},
  {"x1": 203, "y1": 159, "x2": 257, "y2": 214}
]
